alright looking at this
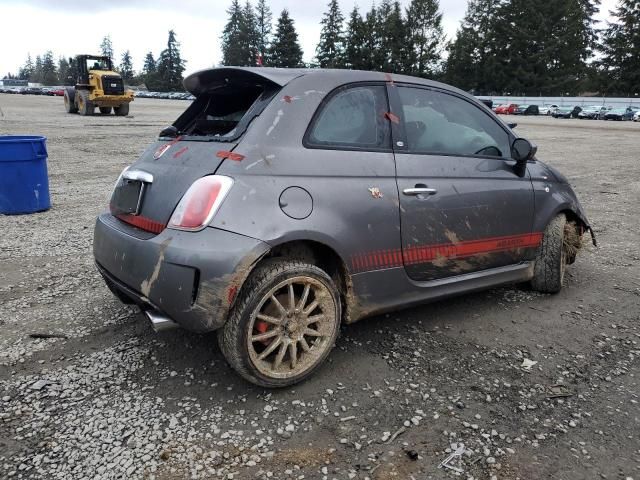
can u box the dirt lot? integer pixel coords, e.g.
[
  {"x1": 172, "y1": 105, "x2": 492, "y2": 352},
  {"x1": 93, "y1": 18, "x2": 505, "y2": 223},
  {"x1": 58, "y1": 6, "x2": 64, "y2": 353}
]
[{"x1": 1, "y1": 94, "x2": 639, "y2": 480}]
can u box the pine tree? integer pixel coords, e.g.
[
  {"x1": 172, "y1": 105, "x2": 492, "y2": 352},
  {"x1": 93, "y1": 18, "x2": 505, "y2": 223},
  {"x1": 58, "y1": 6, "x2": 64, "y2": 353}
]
[
  {"x1": 361, "y1": 5, "x2": 381, "y2": 71},
  {"x1": 378, "y1": 1, "x2": 411, "y2": 73},
  {"x1": 406, "y1": 0, "x2": 445, "y2": 76},
  {"x1": 141, "y1": 52, "x2": 159, "y2": 90},
  {"x1": 100, "y1": 35, "x2": 115, "y2": 67},
  {"x1": 142, "y1": 52, "x2": 157, "y2": 74},
  {"x1": 32, "y1": 55, "x2": 43, "y2": 83},
  {"x1": 444, "y1": 0, "x2": 499, "y2": 92},
  {"x1": 344, "y1": 7, "x2": 367, "y2": 69},
  {"x1": 255, "y1": 0, "x2": 273, "y2": 65},
  {"x1": 316, "y1": 0, "x2": 346, "y2": 68},
  {"x1": 41, "y1": 51, "x2": 58, "y2": 85},
  {"x1": 19, "y1": 54, "x2": 35, "y2": 80},
  {"x1": 239, "y1": 1, "x2": 260, "y2": 65},
  {"x1": 58, "y1": 57, "x2": 71, "y2": 85},
  {"x1": 268, "y1": 10, "x2": 304, "y2": 68},
  {"x1": 221, "y1": 0, "x2": 246, "y2": 66},
  {"x1": 157, "y1": 30, "x2": 186, "y2": 91},
  {"x1": 600, "y1": 0, "x2": 640, "y2": 95},
  {"x1": 119, "y1": 50, "x2": 134, "y2": 83},
  {"x1": 489, "y1": 0, "x2": 599, "y2": 95}
]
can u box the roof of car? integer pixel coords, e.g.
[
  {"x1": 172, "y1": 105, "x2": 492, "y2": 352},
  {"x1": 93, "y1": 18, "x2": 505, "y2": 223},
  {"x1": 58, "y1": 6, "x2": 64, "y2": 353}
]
[{"x1": 183, "y1": 66, "x2": 462, "y2": 96}]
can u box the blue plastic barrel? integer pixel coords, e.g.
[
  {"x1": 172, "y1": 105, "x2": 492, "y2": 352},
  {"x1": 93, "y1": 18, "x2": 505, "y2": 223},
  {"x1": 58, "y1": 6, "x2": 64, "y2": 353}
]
[{"x1": 0, "y1": 136, "x2": 51, "y2": 214}]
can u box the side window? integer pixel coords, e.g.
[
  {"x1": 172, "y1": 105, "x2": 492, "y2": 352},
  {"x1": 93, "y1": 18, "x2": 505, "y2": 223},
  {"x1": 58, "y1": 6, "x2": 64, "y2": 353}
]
[
  {"x1": 398, "y1": 87, "x2": 511, "y2": 158},
  {"x1": 307, "y1": 85, "x2": 390, "y2": 149}
]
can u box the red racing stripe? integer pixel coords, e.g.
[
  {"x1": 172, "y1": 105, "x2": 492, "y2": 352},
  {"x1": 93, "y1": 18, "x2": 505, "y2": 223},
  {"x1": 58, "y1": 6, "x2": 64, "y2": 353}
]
[{"x1": 351, "y1": 232, "x2": 543, "y2": 273}]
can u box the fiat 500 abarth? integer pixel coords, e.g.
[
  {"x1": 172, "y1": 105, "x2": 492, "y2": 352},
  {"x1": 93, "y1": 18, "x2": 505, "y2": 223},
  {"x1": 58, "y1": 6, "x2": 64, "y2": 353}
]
[{"x1": 94, "y1": 67, "x2": 594, "y2": 387}]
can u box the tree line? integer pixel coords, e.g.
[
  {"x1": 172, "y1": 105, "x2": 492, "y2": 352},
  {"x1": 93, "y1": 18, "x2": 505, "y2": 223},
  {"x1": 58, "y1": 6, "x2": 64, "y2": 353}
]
[
  {"x1": 221, "y1": 0, "x2": 639, "y2": 96},
  {"x1": 14, "y1": 30, "x2": 186, "y2": 92},
  {"x1": 8, "y1": 0, "x2": 640, "y2": 96}
]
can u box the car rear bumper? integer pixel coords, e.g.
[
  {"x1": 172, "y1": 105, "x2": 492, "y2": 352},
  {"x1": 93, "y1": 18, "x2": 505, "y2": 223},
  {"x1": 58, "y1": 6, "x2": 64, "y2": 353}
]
[{"x1": 93, "y1": 213, "x2": 270, "y2": 332}]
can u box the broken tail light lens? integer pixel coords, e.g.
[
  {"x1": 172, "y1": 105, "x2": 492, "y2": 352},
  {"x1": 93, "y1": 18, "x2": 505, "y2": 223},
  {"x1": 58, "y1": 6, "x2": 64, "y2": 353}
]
[{"x1": 168, "y1": 175, "x2": 233, "y2": 231}]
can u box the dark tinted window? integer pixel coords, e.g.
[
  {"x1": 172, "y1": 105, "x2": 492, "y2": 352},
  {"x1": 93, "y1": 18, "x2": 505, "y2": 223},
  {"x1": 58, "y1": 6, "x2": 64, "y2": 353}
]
[
  {"x1": 398, "y1": 87, "x2": 511, "y2": 158},
  {"x1": 308, "y1": 86, "x2": 390, "y2": 149}
]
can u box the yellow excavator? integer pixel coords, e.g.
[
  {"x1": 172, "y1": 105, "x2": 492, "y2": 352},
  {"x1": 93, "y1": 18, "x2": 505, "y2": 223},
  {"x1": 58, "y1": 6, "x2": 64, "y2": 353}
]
[{"x1": 64, "y1": 54, "x2": 133, "y2": 116}]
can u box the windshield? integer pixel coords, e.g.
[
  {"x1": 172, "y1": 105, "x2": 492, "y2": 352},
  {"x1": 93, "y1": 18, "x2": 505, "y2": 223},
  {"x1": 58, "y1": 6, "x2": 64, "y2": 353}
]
[{"x1": 86, "y1": 58, "x2": 109, "y2": 71}]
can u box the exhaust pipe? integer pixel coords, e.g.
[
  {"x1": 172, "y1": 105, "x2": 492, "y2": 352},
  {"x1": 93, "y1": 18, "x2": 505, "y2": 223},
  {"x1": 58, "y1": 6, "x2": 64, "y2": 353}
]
[{"x1": 144, "y1": 309, "x2": 179, "y2": 332}]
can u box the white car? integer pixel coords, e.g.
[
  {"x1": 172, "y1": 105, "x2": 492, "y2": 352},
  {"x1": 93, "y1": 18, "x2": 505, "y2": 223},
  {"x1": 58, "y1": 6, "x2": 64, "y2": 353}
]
[
  {"x1": 634, "y1": 110, "x2": 640, "y2": 122},
  {"x1": 539, "y1": 104, "x2": 559, "y2": 115}
]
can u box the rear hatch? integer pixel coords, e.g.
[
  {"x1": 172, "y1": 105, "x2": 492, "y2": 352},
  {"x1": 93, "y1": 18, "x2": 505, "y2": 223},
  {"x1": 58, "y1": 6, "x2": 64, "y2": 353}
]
[{"x1": 110, "y1": 68, "x2": 289, "y2": 231}]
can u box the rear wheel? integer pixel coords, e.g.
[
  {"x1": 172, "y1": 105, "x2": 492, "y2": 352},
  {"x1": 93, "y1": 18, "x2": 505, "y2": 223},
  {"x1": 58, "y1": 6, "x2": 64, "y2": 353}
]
[
  {"x1": 114, "y1": 103, "x2": 129, "y2": 116},
  {"x1": 218, "y1": 259, "x2": 341, "y2": 388},
  {"x1": 77, "y1": 90, "x2": 94, "y2": 116},
  {"x1": 531, "y1": 214, "x2": 567, "y2": 294},
  {"x1": 64, "y1": 88, "x2": 77, "y2": 113},
  {"x1": 99, "y1": 106, "x2": 112, "y2": 115}
]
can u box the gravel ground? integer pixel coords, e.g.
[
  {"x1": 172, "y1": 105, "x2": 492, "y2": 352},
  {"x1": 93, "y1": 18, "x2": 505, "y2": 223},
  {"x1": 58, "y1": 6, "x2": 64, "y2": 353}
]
[{"x1": 1, "y1": 94, "x2": 639, "y2": 480}]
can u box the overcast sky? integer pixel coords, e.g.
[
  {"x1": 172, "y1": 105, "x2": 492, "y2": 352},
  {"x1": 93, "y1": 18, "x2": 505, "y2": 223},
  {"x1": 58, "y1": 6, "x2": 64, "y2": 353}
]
[{"x1": 0, "y1": 0, "x2": 617, "y2": 77}]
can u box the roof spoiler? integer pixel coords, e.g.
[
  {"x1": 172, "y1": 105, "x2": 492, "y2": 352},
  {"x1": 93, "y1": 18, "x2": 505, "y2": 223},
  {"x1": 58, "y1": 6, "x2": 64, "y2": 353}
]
[{"x1": 183, "y1": 67, "x2": 308, "y2": 96}]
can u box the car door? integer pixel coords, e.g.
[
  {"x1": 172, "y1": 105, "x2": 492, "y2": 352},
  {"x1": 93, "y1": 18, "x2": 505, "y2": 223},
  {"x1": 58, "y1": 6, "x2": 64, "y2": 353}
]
[{"x1": 389, "y1": 84, "x2": 537, "y2": 282}]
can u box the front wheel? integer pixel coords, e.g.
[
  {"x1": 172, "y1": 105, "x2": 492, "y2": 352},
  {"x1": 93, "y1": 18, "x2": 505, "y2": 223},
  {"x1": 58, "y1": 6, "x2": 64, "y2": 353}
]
[
  {"x1": 77, "y1": 90, "x2": 94, "y2": 116},
  {"x1": 218, "y1": 259, "x2": 341, "y2": 387},
  {"x1": 114, "y1": 103, "x2": 129, "y2": 116},
  {"x1": 531, "y1": 214, "x2": 567, "y2": 293}
]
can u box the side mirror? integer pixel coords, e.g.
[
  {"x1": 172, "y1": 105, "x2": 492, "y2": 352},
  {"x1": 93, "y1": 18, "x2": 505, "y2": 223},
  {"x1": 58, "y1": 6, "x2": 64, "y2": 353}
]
[
  {"x1": 511, "y1": 138, "x2": 537, "y2": 162},
  {"x1": 159, "y1": 125, "x2": 178, "y2": 138}
]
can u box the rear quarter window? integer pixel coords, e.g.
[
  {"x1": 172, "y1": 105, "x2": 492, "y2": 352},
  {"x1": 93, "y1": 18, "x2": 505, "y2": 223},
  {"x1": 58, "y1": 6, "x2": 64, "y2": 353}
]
[{"x1": 305, "y1": 85, "x2": 390, "y2": 150}]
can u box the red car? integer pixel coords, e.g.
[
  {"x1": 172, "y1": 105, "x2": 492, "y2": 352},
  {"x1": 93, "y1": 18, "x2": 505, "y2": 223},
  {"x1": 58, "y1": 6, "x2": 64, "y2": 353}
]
[
  {"x1": 50, "y1": 88, "x2": 65, "y2": 96},
  {"x1": 495, "y1": 103, "x2": 518, "y2": 114}
]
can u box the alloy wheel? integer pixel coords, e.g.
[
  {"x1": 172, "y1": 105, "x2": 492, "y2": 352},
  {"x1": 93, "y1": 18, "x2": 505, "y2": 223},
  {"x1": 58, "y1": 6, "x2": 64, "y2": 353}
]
[{"x1": 247, "y1": 276, "x2": 338, "y2": 379}]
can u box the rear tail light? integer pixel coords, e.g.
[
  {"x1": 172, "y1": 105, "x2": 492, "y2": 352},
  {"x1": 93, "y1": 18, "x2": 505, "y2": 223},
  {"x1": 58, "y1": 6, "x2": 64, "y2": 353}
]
[{"x1": 168, "y1": 175, "x2": 233, "y2": 231}]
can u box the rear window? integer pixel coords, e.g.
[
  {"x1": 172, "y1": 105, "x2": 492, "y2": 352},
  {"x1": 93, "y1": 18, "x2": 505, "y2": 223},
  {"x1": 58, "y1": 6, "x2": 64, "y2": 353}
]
[{"x1": 170, "y1": 83, "x2": 279, "y2": 140}]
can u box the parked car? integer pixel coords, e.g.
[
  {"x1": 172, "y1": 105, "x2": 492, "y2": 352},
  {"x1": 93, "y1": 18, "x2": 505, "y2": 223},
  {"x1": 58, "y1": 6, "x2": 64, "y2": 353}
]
[
  {"x1": 603, "y1": 107, "x2": 635, "y2": 121},
  {"x1": 478, "y1": 98, "x2": 493, "y2": 109},
  {"x1": 94, "y1": 67, "x2": 593, "y2": 387},
  {"x1": 634, "y1": 111, "x2": 640, "y2": 122},
  {"x1": 539, "y1": 104, "x2": 559, "y2": 115},
  {"x1": 553, "y1": 106, "x2": 581, "y2": 118},
  {"x1": 578, "y1": 106, "x2": 607, "y2": 120},
  {"x1": 494, "y1": 104, "x2": 518, "y2": 114},
  {"x1": 21, "y1": 87, "x2": 44, "y2": 95},
  {"x1": 514, "y1": 104, "x2": 539, "y2": 115}
]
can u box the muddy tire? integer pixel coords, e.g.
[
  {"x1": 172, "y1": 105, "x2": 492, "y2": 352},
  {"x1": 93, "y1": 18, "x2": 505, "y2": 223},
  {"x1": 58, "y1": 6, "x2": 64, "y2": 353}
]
[
  {"x1": 114, "y1": 103, "x2": 129, "y2": 116},
  {"x1": 77, "y1": 90, "x2": 94, "y2": 116},
  {"x1": 218, "y1": 259, "x2": 341, "y2": 388},
  {"x1": 64, "y1": 88, "x2": 77, "y2": 113},
  {"x1": 99, "y1": 107, "x2": 112, "y2": 115},
  {"x1": 531, "y1": 214, "x2": 567, "y2": 294}
]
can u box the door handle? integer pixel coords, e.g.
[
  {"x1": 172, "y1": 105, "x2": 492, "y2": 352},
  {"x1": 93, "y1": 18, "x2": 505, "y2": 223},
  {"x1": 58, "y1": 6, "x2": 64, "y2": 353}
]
[{"x1": 403, "y1": 187, "x2": 437, "y2": 196}]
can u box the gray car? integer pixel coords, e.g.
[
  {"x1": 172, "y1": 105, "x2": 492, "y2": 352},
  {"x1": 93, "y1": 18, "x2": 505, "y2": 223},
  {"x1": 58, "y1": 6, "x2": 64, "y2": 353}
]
[{"x1": 93, "y1": 67, "x2": 595, "y2": 387}]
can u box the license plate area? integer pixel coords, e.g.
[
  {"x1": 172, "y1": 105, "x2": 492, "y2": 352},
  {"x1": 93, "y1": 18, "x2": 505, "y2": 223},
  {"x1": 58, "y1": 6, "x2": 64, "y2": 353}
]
[{"x1": 111, "y1": 180, "x2": 144, "y2": 215}]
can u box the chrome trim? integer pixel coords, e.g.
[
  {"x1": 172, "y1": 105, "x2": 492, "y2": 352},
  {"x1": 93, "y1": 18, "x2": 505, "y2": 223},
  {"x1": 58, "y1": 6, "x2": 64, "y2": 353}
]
[
  {"x1": 403, "y1": 188, "x2": 438, "y2": 196},
  {"x1": 123, "y1": 170, "x2": 154, "y2": 183}
]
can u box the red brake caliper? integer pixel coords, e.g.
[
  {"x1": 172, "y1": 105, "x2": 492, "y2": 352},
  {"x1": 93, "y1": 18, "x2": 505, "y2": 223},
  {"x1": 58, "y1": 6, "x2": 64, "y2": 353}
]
[{"x1": 255, "y1": 320, "x2": 270, "y2": 345}]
